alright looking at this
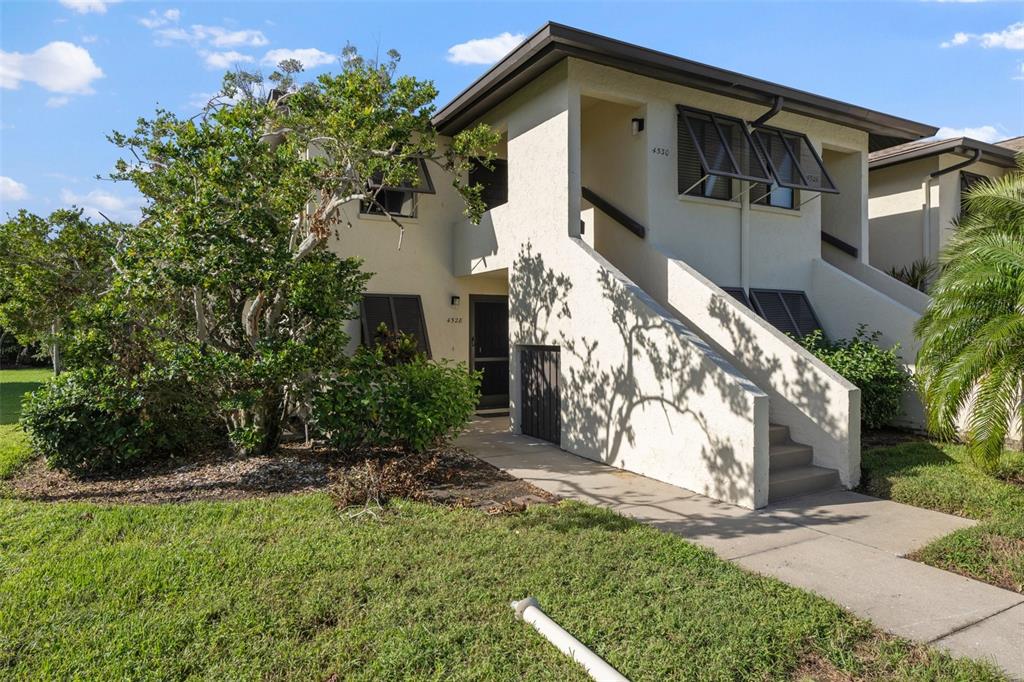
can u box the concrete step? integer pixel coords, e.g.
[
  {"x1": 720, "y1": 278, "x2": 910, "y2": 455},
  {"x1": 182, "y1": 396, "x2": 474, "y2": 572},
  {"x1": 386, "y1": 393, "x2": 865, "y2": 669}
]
[
  {"x1": 769, "y1": 443, "x2": 813, "y2": 469},
  {"x1": 768, "y1": 464, "x2": 840, "y2": 503},
  {"x1": 769, "y1": 424, "x2": 790, "y2": 446}
]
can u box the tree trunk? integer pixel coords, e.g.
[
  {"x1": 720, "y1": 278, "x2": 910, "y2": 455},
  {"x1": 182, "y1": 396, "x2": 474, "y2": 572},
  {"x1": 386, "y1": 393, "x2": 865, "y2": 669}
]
[{"x1": 50, "y1": 320, "x2": 63, "y2": 376}]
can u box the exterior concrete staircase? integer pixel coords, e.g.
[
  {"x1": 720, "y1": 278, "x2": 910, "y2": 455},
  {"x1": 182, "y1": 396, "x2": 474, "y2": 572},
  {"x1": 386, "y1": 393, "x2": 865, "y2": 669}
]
[{"x1": 768, "y1": 423, "x2": 840, "y2": 502}]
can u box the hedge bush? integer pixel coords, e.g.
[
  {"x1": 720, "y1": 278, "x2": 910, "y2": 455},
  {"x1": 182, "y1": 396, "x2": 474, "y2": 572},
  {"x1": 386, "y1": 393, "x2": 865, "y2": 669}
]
[
  {"x1": 20, "y1": 368, "x2": 219, "y2": 474},
  {"x1": 800, "y1": 326, "x2": 910, "y2": 429},
  {"x1": 313, "y1": 334, "x2": 480, "y2": 453}
]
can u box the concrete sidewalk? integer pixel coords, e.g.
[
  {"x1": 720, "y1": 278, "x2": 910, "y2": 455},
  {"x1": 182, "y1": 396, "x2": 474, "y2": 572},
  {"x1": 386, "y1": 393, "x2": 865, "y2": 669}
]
[{"x1": 456, "y1": 418, "x2": 1024, "y2": 679}]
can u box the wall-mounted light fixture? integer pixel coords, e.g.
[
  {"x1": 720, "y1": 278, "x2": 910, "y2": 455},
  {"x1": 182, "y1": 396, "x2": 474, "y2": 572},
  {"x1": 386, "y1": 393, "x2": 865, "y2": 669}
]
[
  {"x1": 631, "y1": 118, "x2": 645, "y2": 135},
  {"x1": 450, "y1": 295, "x2": 461, "y2": 307}
]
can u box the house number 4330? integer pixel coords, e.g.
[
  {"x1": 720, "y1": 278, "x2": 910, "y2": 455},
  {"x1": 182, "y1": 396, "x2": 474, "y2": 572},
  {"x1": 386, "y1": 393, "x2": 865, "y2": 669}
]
[{"x1": 651, "y1": 146, "x2": 670, "y2": 156}]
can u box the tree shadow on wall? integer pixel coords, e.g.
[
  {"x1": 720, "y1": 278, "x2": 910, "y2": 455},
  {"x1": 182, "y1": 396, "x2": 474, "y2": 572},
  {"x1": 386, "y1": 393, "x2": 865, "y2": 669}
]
[
  {"x1": 705, "y1": 293, "x2": 842, "y2": 440},
  {"x1": 509, "y1": 242, "x2": 758, "y2": 504}
]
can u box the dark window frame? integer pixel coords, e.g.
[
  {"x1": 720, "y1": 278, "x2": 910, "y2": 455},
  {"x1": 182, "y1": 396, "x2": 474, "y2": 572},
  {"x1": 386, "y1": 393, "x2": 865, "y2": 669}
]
[
  {"x1": 359, "y1": 189, "x2": 418, "y2": 218},
  {"x1": 359, "y1": 293, "x2": 431, "y2": 357},
  {"x1": 960, "y1": 171, "x2": 986, "y2": 216},
  {"x1": 750, "y1": 125, "x2": 838, "y2": 194}
]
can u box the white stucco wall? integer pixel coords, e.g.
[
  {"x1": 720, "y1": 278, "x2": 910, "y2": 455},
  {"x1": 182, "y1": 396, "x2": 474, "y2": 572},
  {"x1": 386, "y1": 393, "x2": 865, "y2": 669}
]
[
  {"x1": 869, "y1": 155, "x2": 1011, "y2": 272},
  {"x1": 568, "y1": 59, "x2": 869, "y2": 294},
  {"x1": 473, "y1": 61, "x2": 773, "y2": 508},
  {"x1": 325, "y1": 147, "x2": 508, "y2": 365}
]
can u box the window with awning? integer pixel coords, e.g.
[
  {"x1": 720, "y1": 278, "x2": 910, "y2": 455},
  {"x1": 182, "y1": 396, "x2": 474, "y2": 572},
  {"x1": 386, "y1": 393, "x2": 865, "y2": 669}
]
[
  {"x1": 677, "y1": 107, "x2": 774, "y2": 199},
  {"x1": 677, "y1": 106, "x2": 839, "y2": 202},
  {"x1": 750, "y1": 126, "x2": 837, "y2": 194}
]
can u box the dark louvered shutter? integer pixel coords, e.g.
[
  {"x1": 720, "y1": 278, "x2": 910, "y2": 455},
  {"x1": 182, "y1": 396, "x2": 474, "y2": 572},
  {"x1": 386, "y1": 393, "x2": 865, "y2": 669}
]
[
  {"x1": 392, "y1": 295, "x2": 430, "y2": 356},
  {"x1": 781, "y1": 292, "x2": 822, "y2": 337},
  {"x1": 361, "y1": 295, "x2": 394, "y2": 344},
  {"x1": 749, "y1": 289, "x2": 823, "y2": 339},
  {"x1": 678, "y1": 113, "x2": 730, "y2": 199},
  {"x1": 721, "y1": 287, "x2": 752, "y2": 309},
  {"x1": 361, "y1": 294, "x2": 431, "y2": 356}
]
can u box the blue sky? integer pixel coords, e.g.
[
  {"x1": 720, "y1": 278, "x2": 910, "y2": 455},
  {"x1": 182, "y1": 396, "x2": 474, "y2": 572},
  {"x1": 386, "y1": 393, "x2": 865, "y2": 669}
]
[{"x1": 1, "y1": 0, "x2": 1022, "y2": 222}]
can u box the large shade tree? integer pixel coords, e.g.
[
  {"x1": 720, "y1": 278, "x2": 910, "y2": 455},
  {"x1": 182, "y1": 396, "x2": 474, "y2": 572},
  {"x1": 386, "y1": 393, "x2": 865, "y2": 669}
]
[
  {"x1": 0, "y1": 208, "x2": 124, "y2": 374},
  {"x1": 915, "y1": 157, "x2": 1024, "y2": 468},
  {"x1": 108, "y1": 53, "x2": 497, "y2": 454}
]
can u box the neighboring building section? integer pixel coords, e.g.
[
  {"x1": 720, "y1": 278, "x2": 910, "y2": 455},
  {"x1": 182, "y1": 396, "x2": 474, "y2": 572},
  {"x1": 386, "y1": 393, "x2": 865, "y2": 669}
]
[{"x1": 868, "y1": 137, "x2": 1019, "y2": 276}]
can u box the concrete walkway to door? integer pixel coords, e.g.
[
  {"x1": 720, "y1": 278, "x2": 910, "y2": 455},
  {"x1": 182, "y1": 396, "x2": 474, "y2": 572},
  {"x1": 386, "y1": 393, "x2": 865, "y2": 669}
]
[{"x1": 456, "y1": 418, "x2": 1024, "y2": 679}]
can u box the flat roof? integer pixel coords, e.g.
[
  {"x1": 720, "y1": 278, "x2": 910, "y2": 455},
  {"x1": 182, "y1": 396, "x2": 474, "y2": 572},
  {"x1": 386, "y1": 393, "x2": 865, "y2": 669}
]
[
  {"x1": 868, "y1": 136, "x2": 1020, "y2": 170},
  {"x1": 433, "y1": 22, "x2": 937, "y2": 151}
]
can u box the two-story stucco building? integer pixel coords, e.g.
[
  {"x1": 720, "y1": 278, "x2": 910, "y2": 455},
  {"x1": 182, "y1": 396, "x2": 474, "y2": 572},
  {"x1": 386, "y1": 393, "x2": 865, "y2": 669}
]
[{"x1": 330, "y1": 23, "x2": 943, "y2": 509}]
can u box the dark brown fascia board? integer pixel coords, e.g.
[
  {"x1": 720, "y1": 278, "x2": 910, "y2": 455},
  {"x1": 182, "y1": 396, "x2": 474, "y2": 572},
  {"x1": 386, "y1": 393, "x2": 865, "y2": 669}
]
[
  {"x1": 869, "y1": 137, "x2": 1019, "y2": 171},
  {"x1": 433, "y1": 22, "x2": 938, "y2": 150}
]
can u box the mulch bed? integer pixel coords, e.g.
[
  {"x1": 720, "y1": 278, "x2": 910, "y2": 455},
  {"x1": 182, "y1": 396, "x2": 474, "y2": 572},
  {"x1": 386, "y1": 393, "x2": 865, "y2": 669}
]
[{"x1": 5, "y1": 444, "x2": 556, "y2": 513}]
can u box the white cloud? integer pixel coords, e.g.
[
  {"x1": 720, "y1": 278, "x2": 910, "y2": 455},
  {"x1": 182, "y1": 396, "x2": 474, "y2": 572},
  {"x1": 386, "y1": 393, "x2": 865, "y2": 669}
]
[
  {"x1": 81, "y1": 34, "x2": 98, "y2": 44},
  {"x1": 138, "y1": 8, "x2": 181, "y2": 30},
  {"x1": 60, "y1": 188, "x2": 142, "y2": 222},
  {"x1": 186, "y1": 90, "x2": 241, "y2": 110},
  {"x1": 59, "y1": 0, "x2": 121, "y2": 15},
  {"x1": 1014, "y1": 63, "x2": 1024, "y2": 80},
  {"x1": 201, "y1": 50, "x2": 254, "y2": 70},
  {"x1": 46, "y1": 96, "x2": 70, "y2": 108},
  {"x1": 934, "y1": 125, "x2": 1002, "y2": 143},
  {"x1": 0, "y1": 41, "x2": 103, "y2": 94},
  {"x1": 261, "y1": 47, "x2": 334, "y2": 68},
  {"x1": 155, "y1": 24, "x2": 268, "y2": 48},
  {"x1": 446, "y1": 32, "x2": 525, "y2": 65},
  {"x1": 941, "y1": 21, "x2": 1024, "y2": 49},
  {"x1": 0, "y1": 176, "x2": 28, "y2": 202}
]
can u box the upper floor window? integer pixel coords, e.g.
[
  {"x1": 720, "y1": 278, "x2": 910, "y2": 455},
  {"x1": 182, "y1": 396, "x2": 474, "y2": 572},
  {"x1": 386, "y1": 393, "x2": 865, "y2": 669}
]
[
  {"x1": 361, "y1": 190, "x2": 417, "y2": 218},
  {"x1": 470, "y1": 159, "x2": 508, "y2": 211},
  {"x1": 678, "y1": 107, "x2": 772, "y2": 201},
  {"x1": 677, "y1": 106, "x2": 838, "y2": 208},
  {"x1": 960, "y1": 171, "x2": 986, "y2": 215},
  {"x1": 360, "y1": 157, "x2": 434, "y2": 219}
]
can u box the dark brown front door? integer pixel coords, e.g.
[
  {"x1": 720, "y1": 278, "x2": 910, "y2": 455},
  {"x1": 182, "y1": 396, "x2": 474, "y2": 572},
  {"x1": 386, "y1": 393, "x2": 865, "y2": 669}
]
[
  {"x1": 520, "y1": 345, "x2": 560, "y2": 444},
  {"x1": 470, "y1": 295, "x2": 509, "y2": 410}
]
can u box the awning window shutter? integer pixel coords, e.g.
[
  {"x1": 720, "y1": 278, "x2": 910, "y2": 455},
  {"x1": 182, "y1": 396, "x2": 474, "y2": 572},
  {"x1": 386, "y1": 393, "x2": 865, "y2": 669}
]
[
  {"x1": 369, "y1": 158, "x2": 435, "y2": 194},
  {"x1": 677, "y1": 106, "x2": 773, "y2": 185},
  {"x1": 749, "y1": 289, "x2": 823, "y2": 339},
  {"x1": 360, "y1": 294, "x2": 432, "y2": 357},
  {"x1": 721, "y1": 287, "x2": 752, "y2": 309},
  {"x1": 752, "y1": 127, "x2": 837, "y2": 194}
]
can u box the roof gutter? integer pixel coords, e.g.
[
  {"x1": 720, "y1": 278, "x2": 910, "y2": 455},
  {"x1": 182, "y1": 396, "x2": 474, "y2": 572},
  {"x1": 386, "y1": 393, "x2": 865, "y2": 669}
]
[
  {"x1": 750, "y1": 96, "x2": 784, "y2": 128},
  {"x1": 930, "y1": 147, "x2": 982, "y2": 178}
]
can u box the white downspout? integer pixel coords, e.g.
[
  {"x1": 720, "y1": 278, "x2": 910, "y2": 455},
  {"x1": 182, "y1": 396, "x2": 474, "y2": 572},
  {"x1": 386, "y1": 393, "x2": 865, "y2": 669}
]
[
  {"x1": 921, "y1": 176, "x2": 932, "y2": 263},
  {"x1": 511, "y1": 597, "x2": 629, "y2": 682}
]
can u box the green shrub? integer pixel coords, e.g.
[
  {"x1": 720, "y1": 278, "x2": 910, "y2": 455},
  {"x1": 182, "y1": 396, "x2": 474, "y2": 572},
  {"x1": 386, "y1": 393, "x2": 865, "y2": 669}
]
[
  {"x1": 20, "y1": 368, "x2": 220, "y2": 474},
  {"x1": 800, "y1": 326, "x2": 910, "y2": 429},
  {"x1": 313, "y1": 334, "x2": 481, "y2": 453}
]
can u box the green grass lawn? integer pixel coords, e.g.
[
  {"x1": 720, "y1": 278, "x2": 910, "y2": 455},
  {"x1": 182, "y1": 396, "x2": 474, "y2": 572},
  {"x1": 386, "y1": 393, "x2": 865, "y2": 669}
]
[
  {"x1": 861, "y1": 442, "x2": 1024, "y2": 593},
  {"x1": 0, "y1": 368, "x2": 49, "y2": 479},
  {"x1": 0, "y1": 495, "x2": 1004, "y2": 681}
]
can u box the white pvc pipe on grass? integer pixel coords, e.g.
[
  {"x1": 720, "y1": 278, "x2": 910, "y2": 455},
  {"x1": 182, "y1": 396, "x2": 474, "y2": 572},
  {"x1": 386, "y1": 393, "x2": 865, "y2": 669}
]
[{"x1": 511, "y1": 596, "x2": 629, "y2": 682}]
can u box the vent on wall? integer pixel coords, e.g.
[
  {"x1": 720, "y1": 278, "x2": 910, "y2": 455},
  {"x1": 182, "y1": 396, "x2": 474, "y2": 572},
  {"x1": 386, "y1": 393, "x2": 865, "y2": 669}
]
[{"x1": 748, "y1": 289, "x2": 823, "y2": 339}]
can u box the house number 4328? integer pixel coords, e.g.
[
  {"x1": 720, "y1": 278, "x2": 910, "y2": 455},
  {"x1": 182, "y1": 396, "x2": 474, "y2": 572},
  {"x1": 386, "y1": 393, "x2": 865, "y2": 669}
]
[{"x1": 651, "y1": 146, "x2": 670, "y2": 156}]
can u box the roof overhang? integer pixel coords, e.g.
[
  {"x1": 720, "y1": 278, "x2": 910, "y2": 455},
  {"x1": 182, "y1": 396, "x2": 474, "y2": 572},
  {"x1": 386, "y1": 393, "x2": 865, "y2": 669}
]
[
  {"x1": 433, "y1": 23, "x2": 937, "y2": 151},
  {"x1": 868, "y1": 137, "x2": 1020, "y2": 171}
]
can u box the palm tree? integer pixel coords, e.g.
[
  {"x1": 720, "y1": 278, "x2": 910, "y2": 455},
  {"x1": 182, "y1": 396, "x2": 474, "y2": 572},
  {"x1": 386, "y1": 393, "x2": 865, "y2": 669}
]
[{"x1": 915, "y1": 157, "x2": 1024, "y2": 469}]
